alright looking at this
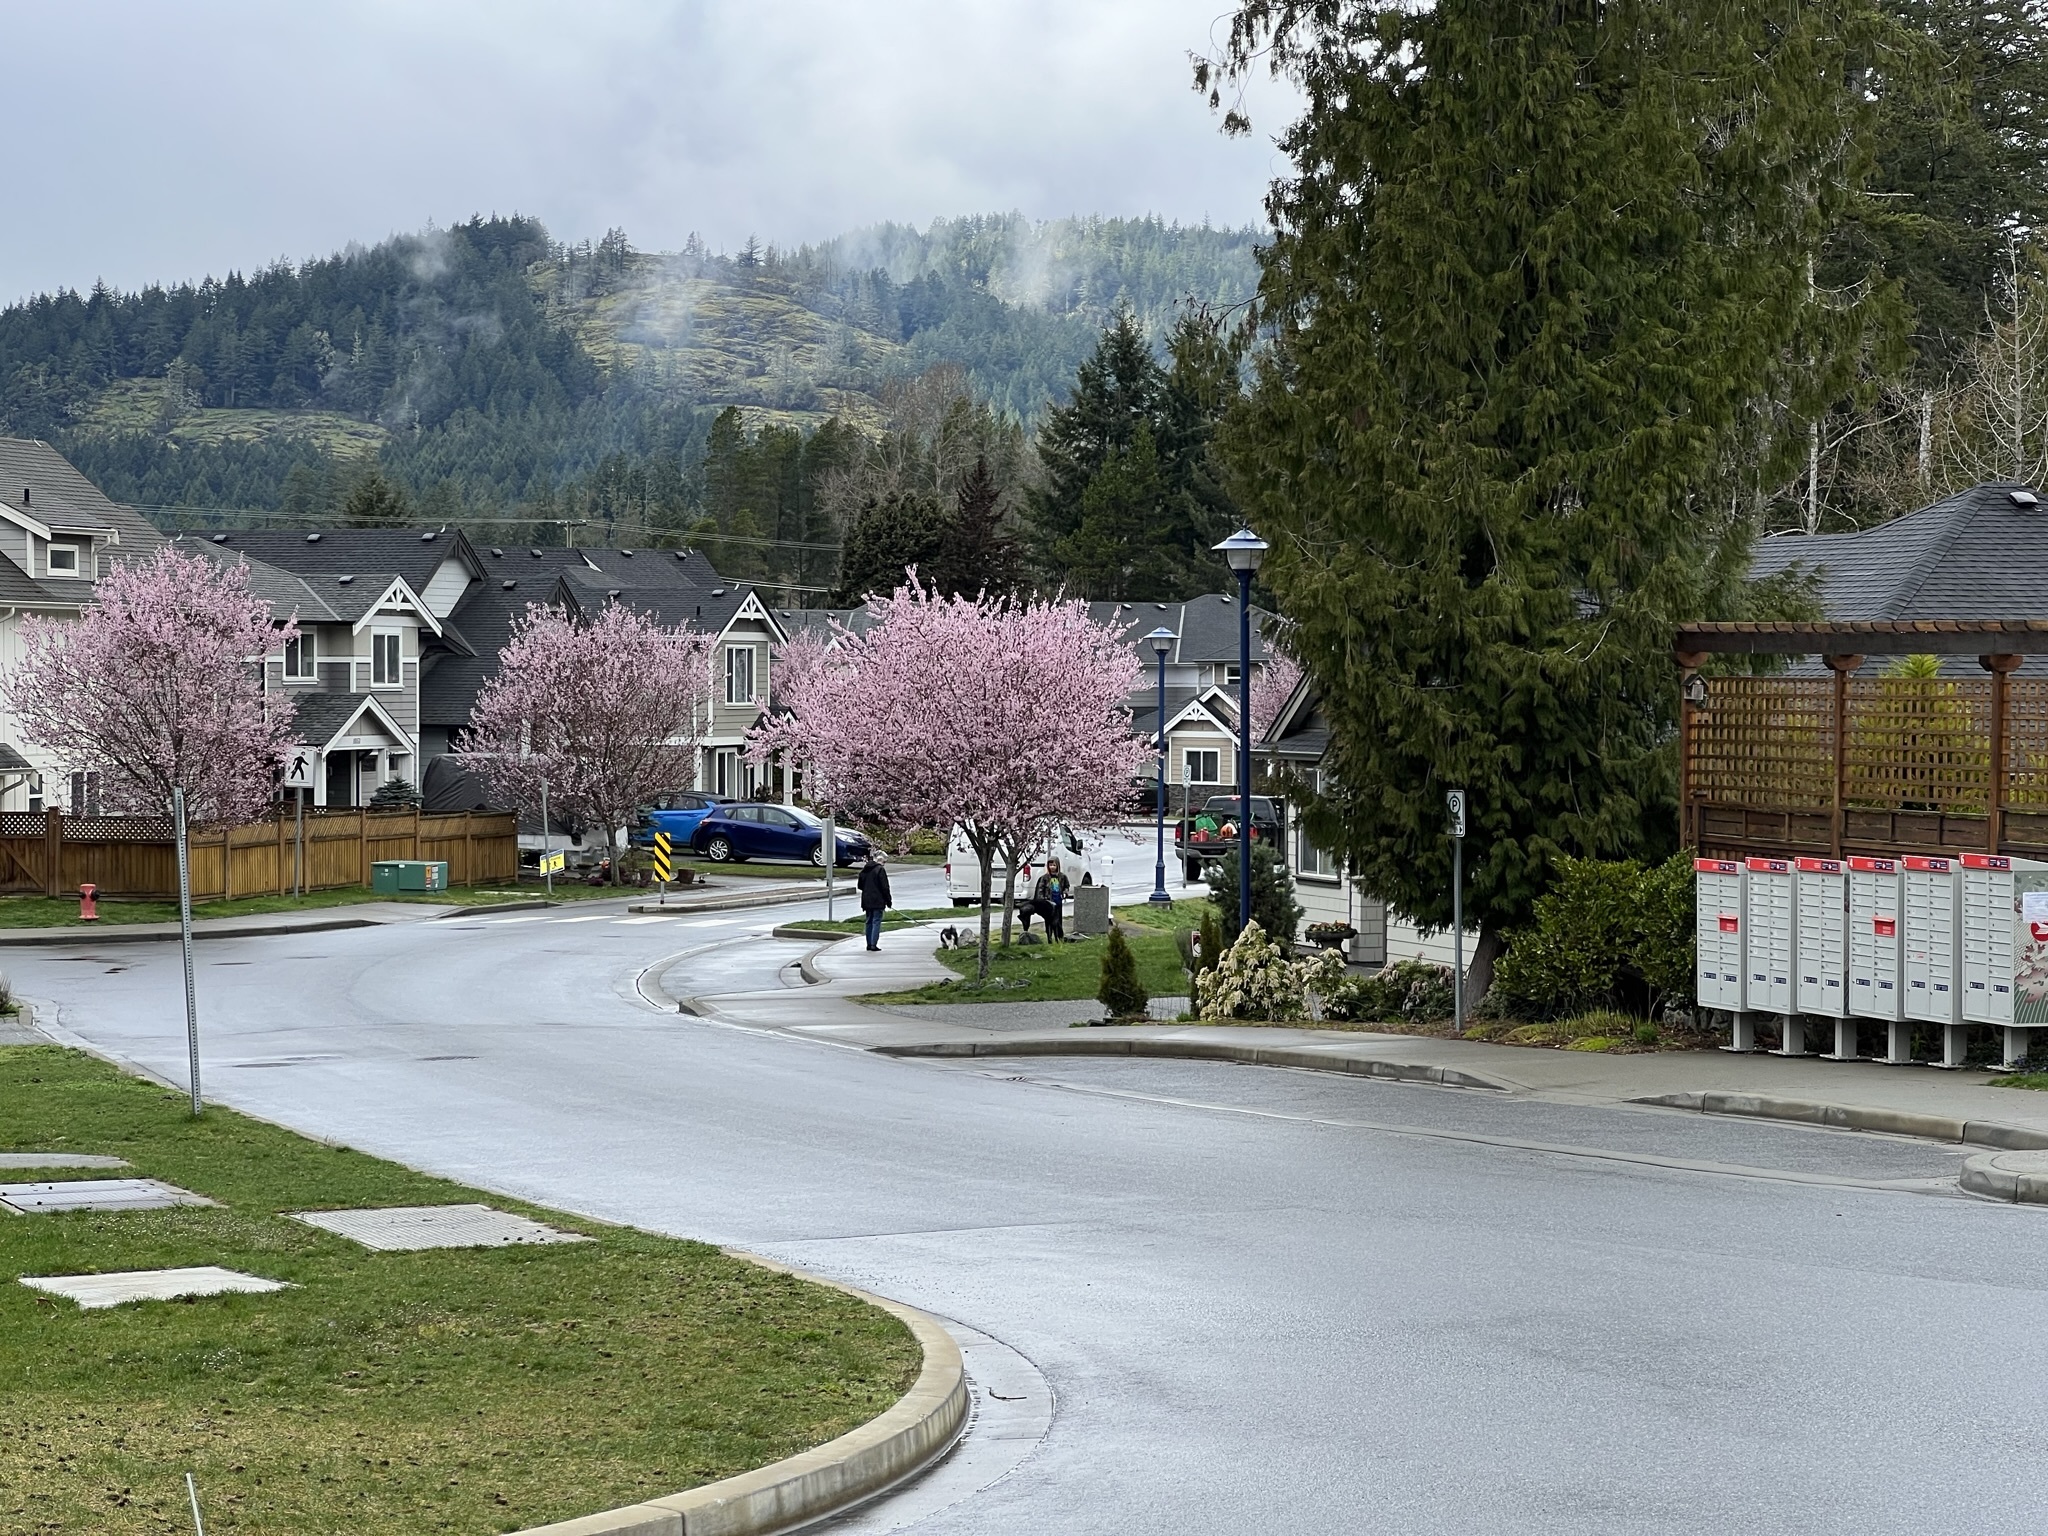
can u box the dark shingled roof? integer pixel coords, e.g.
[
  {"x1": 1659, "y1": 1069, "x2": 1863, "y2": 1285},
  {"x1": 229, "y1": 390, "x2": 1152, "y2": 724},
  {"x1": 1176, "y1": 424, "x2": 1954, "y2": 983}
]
[
  {"x1": 1748, "y1": 482, "x2": 2048, "y2": 621},
  {"x1": 420, "y1": 547, "x2": 589, "y2": 727},
  {"x1": 1089, "y1": 594, "x2": 1273, "y2": 665},
  {"x1": 0, "y1": 556, "x2": 78, "y2": 607},
  {"x1": 551, "y1": 566, "x2": 756, "y2": 634},
  {"x1": 0, "y1": 743, "x2": 33, "y2": 773},
  {"x1": 0, "y1": 437, "x2": 165, "y2": 553},
  {"x1": 171, "y1": 538, "x2": 344, "y2": 621},
  {"x1": 288, "y1": 692, "x2": 389, "y2": 747},
  {"x1": 203, "y1": 527, "x2": 477, "y2": 595}
]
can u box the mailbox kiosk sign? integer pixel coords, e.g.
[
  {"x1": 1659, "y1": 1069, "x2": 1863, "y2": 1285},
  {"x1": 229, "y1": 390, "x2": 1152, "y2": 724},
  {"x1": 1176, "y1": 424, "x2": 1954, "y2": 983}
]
[
  {"x1": 1793, "y1": 857, "x2": 1848, "y2": 1020},
  {"x1": 1693, "y1": 859, "x2": 1745, "y2": 1012},
  {"x1": 1744, "y1": 857, "x2": 1796, "y2": 1017},
  {"x1": 1902, "y1": 856, "x2": 1962, "y2": 1026},
  {"x1": 1960, "y1": 853, "x2": 2048, "y2": 1026}
]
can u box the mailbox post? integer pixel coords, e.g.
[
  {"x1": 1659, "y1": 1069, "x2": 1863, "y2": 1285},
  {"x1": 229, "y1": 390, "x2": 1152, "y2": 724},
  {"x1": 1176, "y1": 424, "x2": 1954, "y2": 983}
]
[{"x1": 1446, "y1": 790, "x2": 1466, "y2": 1036}]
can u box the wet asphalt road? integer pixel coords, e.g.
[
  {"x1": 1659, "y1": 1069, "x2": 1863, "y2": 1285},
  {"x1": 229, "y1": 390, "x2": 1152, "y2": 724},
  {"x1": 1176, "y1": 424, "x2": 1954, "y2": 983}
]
[{"x1": 11, "y1": 878, "x2": 2048, "y2": 1536}]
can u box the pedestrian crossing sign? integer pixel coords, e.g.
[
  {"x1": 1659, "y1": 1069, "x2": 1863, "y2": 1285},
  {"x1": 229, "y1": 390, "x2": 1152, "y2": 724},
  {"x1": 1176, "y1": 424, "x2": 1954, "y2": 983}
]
[{"x1": 539, "y1": 850, "x2": 566, "y2": 875}]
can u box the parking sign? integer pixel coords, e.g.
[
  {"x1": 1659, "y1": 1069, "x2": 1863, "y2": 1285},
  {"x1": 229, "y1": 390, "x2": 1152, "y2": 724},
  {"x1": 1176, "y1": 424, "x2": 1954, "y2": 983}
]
[{"x1": 1446, "y1": 789, "x2": 1466, "y2": 839}]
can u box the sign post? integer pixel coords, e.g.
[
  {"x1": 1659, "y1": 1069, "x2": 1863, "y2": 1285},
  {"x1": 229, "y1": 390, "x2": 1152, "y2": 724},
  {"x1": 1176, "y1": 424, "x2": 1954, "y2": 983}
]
[
  {"x1": 539, "y1": 775, "x2": 553, "y2": 897},
  {"x1": 284, "y1": 747, "x2": 314, "y2": 897},
  {"x1": 1447, "y1": 789, "x2": 1467, "y2": 1037},
  {"x1": 173, "y1": 787, "x2": 202, "y2": 1116},
  {"x1": 652, "y1": 831, "x2": 673, "y2": 905},
  {"x1": 823, "y1": 809, "x2": 837, "y2": 922}
]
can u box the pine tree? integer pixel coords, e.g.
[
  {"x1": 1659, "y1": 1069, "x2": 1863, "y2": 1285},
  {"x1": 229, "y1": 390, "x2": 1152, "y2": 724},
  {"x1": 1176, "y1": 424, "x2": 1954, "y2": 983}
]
[
  {"x1": 1203, "y1": 0, "x2": 1894, "y2": 992},
  {"x1": 1206, "y1": 841, "x2": 1303, "y2": 951},
  {"x1": 1097, "y1": 925, "x2": 1150, "y2": 1019},
  {"x1": 832, "y1": 491, "x2": 948, "y2": 604},
  {"x1": 340, "y1": 470, "x2": 409, "y2": 527},
  {"x1": 932, "y1": 455, "x2": 1021, "y2": 596}
]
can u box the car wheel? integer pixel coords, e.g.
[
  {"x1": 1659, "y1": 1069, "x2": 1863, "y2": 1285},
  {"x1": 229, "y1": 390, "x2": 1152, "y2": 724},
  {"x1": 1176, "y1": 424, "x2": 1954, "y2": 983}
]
[
  {"x1": 809, "y1": 844, "x2": 827, "y2": 867},
  {"x1": 705, "y1": 835, "x2": 734, "y2": 863}
]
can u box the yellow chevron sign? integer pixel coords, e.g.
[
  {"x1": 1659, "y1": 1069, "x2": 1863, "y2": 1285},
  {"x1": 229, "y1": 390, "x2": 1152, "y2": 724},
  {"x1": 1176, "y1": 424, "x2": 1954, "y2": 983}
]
[{"x1": 653, "y1": 831, "x2": 673, "y2": 881}]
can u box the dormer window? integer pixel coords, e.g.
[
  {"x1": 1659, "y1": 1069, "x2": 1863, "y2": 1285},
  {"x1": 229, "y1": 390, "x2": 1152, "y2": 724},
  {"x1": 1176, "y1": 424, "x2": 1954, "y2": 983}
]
[
  {"x1": 45, "y1": 545, "x2": 79, "y2": 577},
  {"x1": 282, "y1": 630, "x2": 317, "y2": 682},
  {"x1": 372, "y1": 631, "x2": 401, "y2": 687}
]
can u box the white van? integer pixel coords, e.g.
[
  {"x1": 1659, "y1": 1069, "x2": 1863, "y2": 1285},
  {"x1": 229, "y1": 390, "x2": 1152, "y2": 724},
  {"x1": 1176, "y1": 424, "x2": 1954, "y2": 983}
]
[{"x1": 944, "y1": 824, "x2": 1115, "y2": 907}]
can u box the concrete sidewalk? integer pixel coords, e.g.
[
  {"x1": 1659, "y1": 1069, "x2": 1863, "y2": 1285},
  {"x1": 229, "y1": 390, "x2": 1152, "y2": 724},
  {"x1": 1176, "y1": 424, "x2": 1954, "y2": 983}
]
[{"x1": 691, "y1": 927, "x2": 2048, "y2": 1153}]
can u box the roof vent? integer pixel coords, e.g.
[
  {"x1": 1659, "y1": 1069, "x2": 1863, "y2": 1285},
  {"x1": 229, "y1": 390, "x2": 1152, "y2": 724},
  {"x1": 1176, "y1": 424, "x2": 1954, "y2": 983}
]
[
  {"x1": 490, "y1": 547, "x2": 503, "y2": 557},
  {"x1": 502, "y1": 579, "x2": 516, "y2": 590},
  {"x1": 420, "y1": 531, "x2": 436, "y2": 541},
  {"x1": 712, "y1": 587, "x2": 725, "y2": 596},
  {"x1": 306, "y1": 532, "x2": 322, "y2": 543},
  {"x1": 675, "y1": 550, "x2": 688, "y2": 559},
  {"x1": 337, "y1": 575, "x2": 354, "y2": 585},
  {"x1": 607, "y1": 588, "x2": 621, "y2": 599},
  {"x1": 1219, "y1": 594, "x2": 1232, "y2": 604},
  {"x1": 621, "y1": 549, "x2": 634, "y2": 557},
  {"x1": 21, "y1": 486, "x2": 29, "y2": 506},
  {"x1": 211, "y1": 533, "x2": 228, "y2": 544},
  {"x1": 530, "y1": 549, "x2": 542, "y2": 558},
  {"x1": 2011, "y1": 489, "x2": 2039, "y2": 508}
]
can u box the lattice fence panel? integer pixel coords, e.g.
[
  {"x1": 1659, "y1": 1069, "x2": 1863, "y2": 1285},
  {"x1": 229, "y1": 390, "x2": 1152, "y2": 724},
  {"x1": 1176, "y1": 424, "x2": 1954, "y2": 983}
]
[
  {"x1": 1843, "y1": 674, "x2": 1993, "y2": 814},
  {"x1": 2006, "y1": 680, "x2": 2048, "y2": 810},
  {"x1": 60, "y1": 815, "x2": 176, "y2": 842},
  {"x1": 1691, "y1": 677, "x2": 1834, "y2": 810}
]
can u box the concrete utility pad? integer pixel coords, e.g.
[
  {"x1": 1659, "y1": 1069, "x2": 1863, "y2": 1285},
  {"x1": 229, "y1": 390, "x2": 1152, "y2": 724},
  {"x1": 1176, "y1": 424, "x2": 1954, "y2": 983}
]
[
  {"x1": 0, "y1": 1178, "x2": 214, "y2": 1213},
  {"x1": 18, "y1": 1266, "x2": 289, "y2": 1310},
  {"x1": 0, "y1": 1152, "x2": 130, "y2": 1170},
  {"x1": 289, "y1": 1203, "x2": 591, "y2": 1251}
]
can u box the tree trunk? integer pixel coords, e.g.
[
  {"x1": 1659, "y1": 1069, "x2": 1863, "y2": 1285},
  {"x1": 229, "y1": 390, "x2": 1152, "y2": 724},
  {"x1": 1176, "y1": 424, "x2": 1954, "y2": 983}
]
[
  {"x1": 976, "y1": 852, "x2": 996, "y2": 981},
  {"x1": 998, "y1": 841, "x2": 1022, "y2": 947},
  {"x1": 1465, "y1": 924, "x2": 1506, "y2": 1007}
]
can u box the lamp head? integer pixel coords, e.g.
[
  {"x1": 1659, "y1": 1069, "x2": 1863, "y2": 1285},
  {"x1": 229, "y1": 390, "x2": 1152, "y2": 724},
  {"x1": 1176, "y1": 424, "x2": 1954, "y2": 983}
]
[
  {"x1": 1146, "y1": 626, "x2": 1176, "y2": 658},
  {"x1": 1213, "y1": 526, "x2": 1268, "y2": 574}
]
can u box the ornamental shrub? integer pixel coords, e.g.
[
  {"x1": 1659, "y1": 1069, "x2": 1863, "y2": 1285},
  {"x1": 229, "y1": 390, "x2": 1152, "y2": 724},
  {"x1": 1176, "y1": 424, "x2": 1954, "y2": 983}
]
[
  {"x1": 1194, "y1": 920, "x2": 1344, "y2": 1021},
  {"x1": 1097, "y1": 926, "x2": 1149, "y2": 1019},
  {"x1": 1324, "y1": 960, "x2": 1456, "y2": 1025},
  {"x1": 1489, "y1": 853, "x2": 1696, "y2": 1020}
]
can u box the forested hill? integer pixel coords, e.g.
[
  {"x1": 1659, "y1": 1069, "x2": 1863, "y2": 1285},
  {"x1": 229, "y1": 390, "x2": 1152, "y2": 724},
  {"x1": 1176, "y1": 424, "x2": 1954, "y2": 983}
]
[{"x1": 0, "y1": 213, "x2": 1259, "y2": 522}]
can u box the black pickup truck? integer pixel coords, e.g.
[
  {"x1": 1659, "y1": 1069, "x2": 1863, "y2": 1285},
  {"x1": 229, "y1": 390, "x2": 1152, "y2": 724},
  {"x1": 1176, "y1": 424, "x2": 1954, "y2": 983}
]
[{"x1": 1175, "y1": 794, "x2": 1283, "y2": 864}]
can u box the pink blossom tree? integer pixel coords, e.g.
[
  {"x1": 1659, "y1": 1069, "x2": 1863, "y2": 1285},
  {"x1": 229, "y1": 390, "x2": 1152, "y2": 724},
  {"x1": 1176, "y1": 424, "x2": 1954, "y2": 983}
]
[
  {"x1": 751, "y1": 579, "x2": 1147, "y2": 975},
  {"x1": 458, "y1": 602, "x2": 714, "y2": 883},
  {"x1": 4, "y1": 543, "x2": 298, "y2": 825},
  {"x1": 1250, "y1": 649, "x2": 1303, "y2": 745}
]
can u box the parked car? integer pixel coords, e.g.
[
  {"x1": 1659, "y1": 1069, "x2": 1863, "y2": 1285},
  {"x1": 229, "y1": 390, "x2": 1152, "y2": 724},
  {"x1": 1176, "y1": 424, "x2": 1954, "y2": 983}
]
[
  {"x1": 691, "y1": 803, "x2": 870, "y2": 866},
  {"x1": 944, "y1": 823, "x2": 1114, "y2": 907},
  {"x1": 630, "y1": 791, "x2": 734, "y2": 848}
]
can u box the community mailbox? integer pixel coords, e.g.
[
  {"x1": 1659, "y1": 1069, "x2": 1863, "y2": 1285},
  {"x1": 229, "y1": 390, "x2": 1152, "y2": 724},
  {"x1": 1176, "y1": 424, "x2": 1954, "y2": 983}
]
[
  {"x1": 1746, "y1": 857, "x2": 1800, "y2": 1051},
  {"x1": 1848, "y1": 856, "x2": 1907, "y2": 1062},
  {"x1": 1959, "y1": 853, "x2": 2048, "y2": 1070},
  {"x1": 1694, "y1": 858, "x2": 1746, "y2": 1017},
  {"x1": 1795, "y1": 857, "x2": 1854, "y2": 1059},
  {"x1": 1902, "y1": 855, "x2": 1962, "y2": 1033}
]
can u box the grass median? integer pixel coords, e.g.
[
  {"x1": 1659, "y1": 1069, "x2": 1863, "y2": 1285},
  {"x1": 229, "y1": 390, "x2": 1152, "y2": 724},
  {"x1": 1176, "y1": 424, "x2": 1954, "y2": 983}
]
[
  {"x1": 860, "y1": 900, "x2": 1198, "y2": 1005},
  {"x1": 0, "y1": 1047, "x2": 920, "y2": 1536}
]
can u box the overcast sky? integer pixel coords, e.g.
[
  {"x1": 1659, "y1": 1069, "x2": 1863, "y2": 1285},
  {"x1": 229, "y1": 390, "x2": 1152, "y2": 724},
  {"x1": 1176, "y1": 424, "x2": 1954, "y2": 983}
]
[{"x1": 4, "y1": 1, "x2": 1294, "y2": 304}]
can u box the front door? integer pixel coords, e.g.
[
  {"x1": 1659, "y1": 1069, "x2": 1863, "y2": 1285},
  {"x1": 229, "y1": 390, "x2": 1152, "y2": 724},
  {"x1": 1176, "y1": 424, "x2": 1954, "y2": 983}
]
[{"x1": 325, "y1": 752, "x2": 354, "y2": 807}]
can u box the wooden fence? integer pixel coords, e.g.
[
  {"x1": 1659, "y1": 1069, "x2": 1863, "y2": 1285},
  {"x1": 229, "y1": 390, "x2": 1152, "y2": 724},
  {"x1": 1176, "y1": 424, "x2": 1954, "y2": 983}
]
[
  {"x1": 0, "y1": 808, "x2": 520, "y2": 901},
  {"x1": 1682, "y1": 668, "x2": 2048, "y2": 861}
]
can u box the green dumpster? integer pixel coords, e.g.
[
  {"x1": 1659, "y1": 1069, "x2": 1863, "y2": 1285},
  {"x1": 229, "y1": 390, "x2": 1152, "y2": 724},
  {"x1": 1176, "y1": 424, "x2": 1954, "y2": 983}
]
[{"x1": 372, "y1": 860, "x2": 449, "y2": 894}]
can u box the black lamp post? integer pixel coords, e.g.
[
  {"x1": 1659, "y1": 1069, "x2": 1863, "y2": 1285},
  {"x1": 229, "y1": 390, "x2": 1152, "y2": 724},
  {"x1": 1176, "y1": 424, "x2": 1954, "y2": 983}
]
[
  {"x1": 1146, "y1": 626, "x2": 1176, "y2": 905},
  {"x1": 1213, "y1": 527, "x2": 1268, "y2": 932}
]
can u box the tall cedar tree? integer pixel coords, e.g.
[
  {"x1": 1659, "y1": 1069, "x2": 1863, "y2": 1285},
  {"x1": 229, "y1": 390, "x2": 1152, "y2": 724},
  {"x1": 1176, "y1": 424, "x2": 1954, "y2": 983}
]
[
  {"x1": 341, "y1": 471, "x2": 409, "y2": 527},
  {"x1": 1202, "y1": 0, "x2": 1893, "y2": 992},
  {"x1": 832, "y1": 492, "x2": 946, "y2": 603},
  {"x1": 1027, "y1": 312, "x2": 1238, "y2": 598}
]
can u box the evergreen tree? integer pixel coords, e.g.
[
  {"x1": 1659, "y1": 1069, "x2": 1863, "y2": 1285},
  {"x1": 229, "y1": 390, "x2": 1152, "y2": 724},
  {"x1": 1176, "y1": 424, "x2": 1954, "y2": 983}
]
[
  {"x1": 1205, "y1": 841, "x2": 1303, "y2": 951},
  {"x1": 1202, "y1": 0, "x2": 1893, "y2": 993},
  {"x1": 832, "y1": 491, "x2": 948, "y2": 604},
  {"x1": 932, "y1": 455, "x2": 1022, "y2": 596},
  {"x1": 1096, "y1": 925, "x2": 1150, "y2": 1019},
  {"x1": 341, "y1": 470, "x2": 410, "y2": 527}
]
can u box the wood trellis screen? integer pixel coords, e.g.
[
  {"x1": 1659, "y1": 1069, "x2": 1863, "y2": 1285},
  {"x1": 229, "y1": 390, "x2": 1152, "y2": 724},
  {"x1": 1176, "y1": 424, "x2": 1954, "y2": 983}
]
[
  {"x1": 1676, "y1": 619, "x2": 2048, "y2": 861},
  {"x1": 0, "y1": 808, "x2": 519, "y2": 901}
]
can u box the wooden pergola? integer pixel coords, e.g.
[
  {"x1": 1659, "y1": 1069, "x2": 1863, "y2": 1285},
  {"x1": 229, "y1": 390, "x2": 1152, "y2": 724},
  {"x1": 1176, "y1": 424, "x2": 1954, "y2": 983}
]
[{"x1": 1675, "y1": 619, "x2": 2048, "y2": 861}]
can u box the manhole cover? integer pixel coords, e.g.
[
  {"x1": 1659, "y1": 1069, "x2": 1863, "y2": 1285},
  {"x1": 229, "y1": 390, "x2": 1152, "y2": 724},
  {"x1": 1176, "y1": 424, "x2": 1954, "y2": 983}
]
[
  {"x1": 0, "y1": 1153, "x2": 130, "y2": 1170},
  {"x1": 288, "y1": 1204, "x2": 591, "y2": 1251},
  {"x1": 19, "y1": 1266, "x2": 288, "y2": 1309},
  {"x1": 0, "y1": 1178, "x2": 215, "y2": 1213}
]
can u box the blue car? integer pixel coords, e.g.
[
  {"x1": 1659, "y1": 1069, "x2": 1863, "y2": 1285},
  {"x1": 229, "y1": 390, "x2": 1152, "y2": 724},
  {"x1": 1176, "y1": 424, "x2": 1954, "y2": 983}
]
[
  {"x1": 690, "y1": 803, "x2": 870, "y2": 867},
  {"x1": 632, "y1": 792, "x2": 733, "y2": 848}
]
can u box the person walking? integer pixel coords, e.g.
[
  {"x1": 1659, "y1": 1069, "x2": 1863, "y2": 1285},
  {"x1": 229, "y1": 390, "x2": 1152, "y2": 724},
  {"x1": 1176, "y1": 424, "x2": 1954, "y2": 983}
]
[
  {"x1": 857, "y1": 849, "x2": 893, "y2": 951},
  {"x1": 1028, "y1": 856, "x2": 1072, "y2": 943}
]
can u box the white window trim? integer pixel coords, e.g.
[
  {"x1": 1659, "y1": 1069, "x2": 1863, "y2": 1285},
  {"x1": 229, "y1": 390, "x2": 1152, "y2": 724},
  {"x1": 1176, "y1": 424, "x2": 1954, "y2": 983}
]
[
  {"x1": 45, "y1": 544, "x2": 80, "y2": 577},
  {"x1": 1184, "y1": 748, "x2": 1221, "y2": 784},
  {"x1": 724, "y1": 644, "x2": 755, "y2": 706},
  {"x1": 282, "y1": 630, "x2": 318, "y2": 683},
  {"x1": 370, "y1": 629, "x2": 403, "y2": 689}
]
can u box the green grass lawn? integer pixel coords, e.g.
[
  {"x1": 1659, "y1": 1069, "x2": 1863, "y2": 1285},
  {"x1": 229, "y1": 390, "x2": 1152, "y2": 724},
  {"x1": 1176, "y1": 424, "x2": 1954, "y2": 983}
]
[
  {"x1": 862, "y1": 924, "x2": 1193, "y2": 1005},
  {"x1": 0, "y1": 885, "x2": 607, "y2": 928},
  {"x1": 1990, "y1": 1071, "x2": 2048, "y2": 1090},
  {"x1": 779, "y1": 908, "x2": 963, "y2": 935},
  {"x1": 0, "y1": 1047, "x2": 919, "y2": 1536}
]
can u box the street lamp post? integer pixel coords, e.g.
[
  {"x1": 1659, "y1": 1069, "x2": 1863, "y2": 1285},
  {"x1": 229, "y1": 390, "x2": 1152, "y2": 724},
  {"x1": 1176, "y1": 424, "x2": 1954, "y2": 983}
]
[
  {"x1": 1213, "y1": 528, "x2": 1268, "y2": 933},
  {"x1": 1146, "y1": 627, "x2": 1176, "y2": 905}
]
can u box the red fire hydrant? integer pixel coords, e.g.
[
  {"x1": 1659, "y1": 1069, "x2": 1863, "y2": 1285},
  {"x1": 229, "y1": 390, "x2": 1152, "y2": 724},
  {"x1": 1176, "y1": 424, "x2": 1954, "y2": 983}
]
[{"x1": 78, "y1": 883, "x2": 98, "y2": 922}]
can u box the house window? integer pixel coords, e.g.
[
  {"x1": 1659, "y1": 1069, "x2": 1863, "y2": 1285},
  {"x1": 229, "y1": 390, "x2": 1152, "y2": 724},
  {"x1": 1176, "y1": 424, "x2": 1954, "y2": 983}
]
[
  {"x1": 68, "y1": 771, "x2": 100, "y2": 817},
  {"x1": 283, "y1": 630, "x2": 317, "y2": 682},
  {"x1": 1221, "y1": 664, "x2": 1242, "y2": 687},
  {"x1": 1299, "y1": 826, "x2": 1336, "y2": 878},
  {"x1": 45, "y1": 545, "x2": 79, "y2": 577},
  {"x1": 1185, "y1": 749, "x2": 1220, "y2": 785},
  {"x1": 27, "y1": 773, "x2": 43, "y2": 814},
  {"x1": 372, "y1": 631, "x2": 401, "y2": 687},
  {"x1": 725, "y1": 645, "x2": 755, "y2": 706},
  {"x1": 713, "y1": 748, "x2": 740, "y2": 797}
]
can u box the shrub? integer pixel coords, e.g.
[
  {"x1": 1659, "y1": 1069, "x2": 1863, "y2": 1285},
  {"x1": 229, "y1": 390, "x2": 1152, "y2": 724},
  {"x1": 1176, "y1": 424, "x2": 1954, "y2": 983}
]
[
  {"x1": 1206, "y1": 842, "x2": 1305, "y2": 950},
  {"x1": 1097, "y1": 927, "x2": 1149, "y2": 1019},
  {"x1": 369, "y1": 777, "x2": 422, "y2": 808},
  {"x1": 1194, "y1": 921, "x2": 1344, "y2": 1021},
  {"x1": 1489, "y1": 853, "x2": 1695, "y2": 1020},
  {"x1": 1194, "y1": 907, "x2": 1224, "y2": 986},
  {"x1": 1324, "y1": 960, "x2": 1456, "y2": 1025}
]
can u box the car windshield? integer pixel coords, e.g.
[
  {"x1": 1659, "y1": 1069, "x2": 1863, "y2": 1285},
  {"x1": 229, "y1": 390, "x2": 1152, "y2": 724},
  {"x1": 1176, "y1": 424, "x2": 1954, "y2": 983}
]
[{"x1": 783, "y1": 805, "x2": 822, "y2": 828}]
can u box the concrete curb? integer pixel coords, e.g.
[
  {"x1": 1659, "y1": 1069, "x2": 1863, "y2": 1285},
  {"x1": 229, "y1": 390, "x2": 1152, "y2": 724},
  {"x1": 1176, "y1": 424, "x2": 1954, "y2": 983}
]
[
  {"x1": 628, "y1": 888, "x2": 821, "y2": 917},
  {"x1": 1959, "y1": 1149, "x2": 2048, "y2": 1204},
  {"x1": 0, "y1": 915, "x2": 389, "y2": 946},
  {"x1": 1630, "y1": 1090, "x2": 2048, "y2": 1151},
  {"x1": 511, "y1": 1253, "x2": 969, "y2": 1536},
  {"x1": 876, "y1": 1033, "x2": 1515, "y2": 1092},
  {"x1": 436, "y1": 899, "x2": 555, "y2": 918}
]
